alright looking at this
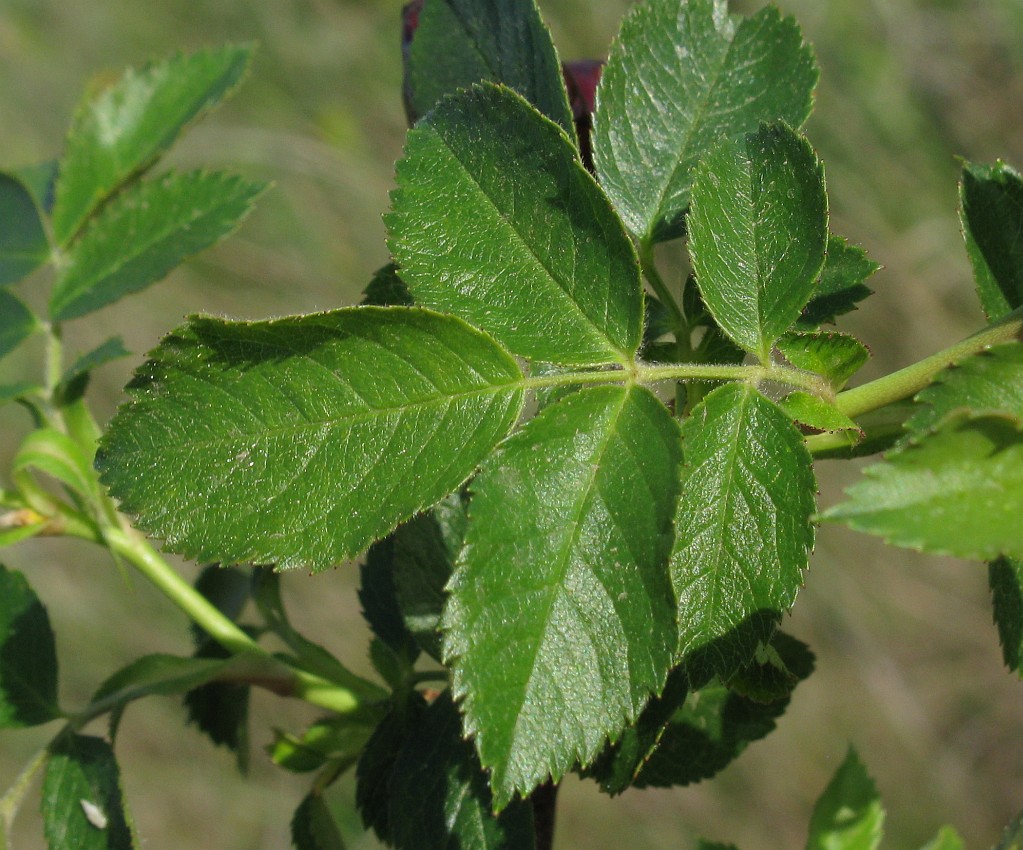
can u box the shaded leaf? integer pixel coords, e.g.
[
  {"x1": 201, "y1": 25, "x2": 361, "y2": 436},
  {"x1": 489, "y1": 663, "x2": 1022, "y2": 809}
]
[
  {"x1": 11, "y1": 160, "x2": 58, "y2": 215},
  {"x1": 821, "y1": 412, "x2": 1023, "y2": 562},
  {"x1": 592, "y1": 0, "x2": 817, "y2": 241},
  {"x1": 796, "y1": 236, "x2": 879, "y2": 330},
  {"x1": 96, "y1": 307, "x2": 525, "y2": 571},
  {"x1": 360, "y1": 263, "x2": 412, "y2": 307},
  {"x1": 444, "y1": 385, "x2": 681, "y2": 807},
  {"x1": 361, "y1": 547, "x2": 420, "y2": 667},
  {"x1": 0, "y1": 565, "x2": 60, "y2": 728},
  {"x1": 388, "y1": 691, "x2": 536, "y2": 850},
  {"x1": 0, "y1": 290, "x2": 38, "y2": 361},
  {"x1": 42, "y1": 735, "x2": 136, "y2": 850},
  {"x1": 989, "y1": 557, "x2": 1023, "y2": 676},
  {"x1": 404, "y1": 0, "x2": 572, "y2": 135},
  {"x1": 184, "y1": 637, "x2": 251, "y2": 771},
  {"x1": 0, "y1": 170, "x2": 50, "y2": 285},
  {"x1": 688, "y1": 124, "x2": 828, "y2": 362},
  {"x1": 51, "y1": 45, "x2": 253, "y2": 244},
  {"x1": 50, "y1": 170, "x2": 266, "y2": 322},
  {"x1": 388, "y1": 83, "x2": 642, "y2": 367},
  {"x1": 56, "y1": 337, "x2": 131, "y2": 406},
  {"x1": 291, "y1": 793, "x2": 346, "y2": 850},
  {"x1": 672, "y1": 383, "x2": 816, "y2": 680},
  {"x1": 805, "y1": 748, "x2": 884, "y2": 850},
  {"x1": 960, "y1": 160, "x2": 1023, "y2": 321},
  {"x1": 777, "y1": 331, "x2": 870, "y2": 390}
]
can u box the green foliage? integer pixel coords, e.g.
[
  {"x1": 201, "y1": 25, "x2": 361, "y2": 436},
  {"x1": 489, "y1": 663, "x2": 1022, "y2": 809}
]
[{"x1": 2, "y1": 2, "x2": 1023, "y2": 849}]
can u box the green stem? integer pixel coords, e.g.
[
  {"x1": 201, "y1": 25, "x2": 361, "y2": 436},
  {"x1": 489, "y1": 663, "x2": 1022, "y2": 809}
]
[
  {"x1": 835, "y1": 306, "x2": 1023, "y2": 418},
  {"x1": 0, "y1": 747, "x2": 48, "y2": 845}
]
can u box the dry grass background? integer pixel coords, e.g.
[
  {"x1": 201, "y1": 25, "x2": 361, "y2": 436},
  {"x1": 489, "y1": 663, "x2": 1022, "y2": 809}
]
[{"x1": 1, "y1": 1, "x2": 1022, "y2": 847}]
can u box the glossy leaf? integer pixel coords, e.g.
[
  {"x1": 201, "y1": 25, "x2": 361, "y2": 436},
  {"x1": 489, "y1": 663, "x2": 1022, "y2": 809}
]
[
  {"x1": 0, "y1": 170, "x2": 50, "y2": 285},
  {"x1": 990, "y1": 557, "x2": 1023, "y2": 676},
  {"x1": 96, "y1": 307, "x2": 525, "y2": 571},
  {"x1": 50, "y1": 170, "x2": 266, "y2": 322},
  {"x1": 387, "y1": 691, "x2": 536, "y2": 850},
  {"x1": 388, "y1": 83, "x2": 642, "y2": 367},
  {"x1": 404, "y1": 0, "x2": 573, "y2": 134},
  {"x1": 0, "y1": 290, "x2": 38, "y2": 361},
  {"x1": 777, "y1": 331, "x2": 871, "y2": 390},
  {"x1": 672, "y1": 383, "x2": 816, "y2": 680},
  {"x1": 592, "y1": 0, "x2": 817, "y2": 241},
  {"x1": 822, "y1": 412, "x2": 1023, "y2": 561},
  {"x1": 291, "y1": 793, "x2": 346, "y2": 850},
  {"x1": 779, "y1": 392, "x2": 862, "y2": 436},
  {"x1": 906, "y1": 344, "x2": 1023, "y2": 435},
  {"x1": 42, "y1": 735, "x2": 136, "y2": 850},
  {"x1": 51, "y1": 44, "x2": 253, "y2": 244},
  {"x1": 960, "y1": 160, "x2": 1023, "y2": 321},
  {"x1": 444, "y1": 385, "x2": 682, "y2": 807},
  {"x1": 796, "y1": 236, "x2": 879, "y2": 330},
  {"x1": 688, "y1": 124, "x2": 827, "y2": 362},
  {"x1": 805, "y1": 748, "x2": 884, "y2": 850},
  {"x1": 0, "y1": 565, "x2": 60, "y2": 728}
]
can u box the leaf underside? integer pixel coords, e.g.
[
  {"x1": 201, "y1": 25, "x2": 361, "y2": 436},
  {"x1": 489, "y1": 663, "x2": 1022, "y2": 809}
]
[
  {"x1": 444, "y1": 384, "x2": 682, "y2": 808},
  {"x1": 96, "y1": 307, "x2": 524, "y2": 570}
]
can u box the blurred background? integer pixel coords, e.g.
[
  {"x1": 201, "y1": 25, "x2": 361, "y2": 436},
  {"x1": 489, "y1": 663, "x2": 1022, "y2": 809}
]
[{"x1": 2, "y1": 0, "x2": 1022, "y2": 847}]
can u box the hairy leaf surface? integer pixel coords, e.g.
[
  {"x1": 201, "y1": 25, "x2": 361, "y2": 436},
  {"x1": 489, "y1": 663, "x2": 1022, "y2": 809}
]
[
  {"x1": 444, "y1": 385, "x2": 681, "y2": 807},
  {"x1": 51, "y1": 45, "x2": 252, "y2": 244},
  {"x1": 592, "y1": 0, "x2": 817, "y2": 241},
  {"x1": 779, "y1": 392, "x2": 861, "y2": 436},
  {"x1": 776, "y1": 331, "x2": 870, "y2": 390},
  {"x1": 806, "y1": 748, "x2": 884, "y2": 850},
  {"x1": 688, "y1": 125, "x2": 827, "y2": 362},
  {"x1": 0, "y1": 171, "x2": 49, "y2": 285},
  {"x1": 960, "y1": 160, "x2": 1023, "y2": 321},
  {"x1": 0, "y1": 565, "x2": 60, "y2": 728},
  {"x1": 389, "y1": 84, "x2": 642, "y2": 366},
  {"x1": 97, "y1": 308, "x2": 524, "y2": 571},
  {"x1": 672, "y1": 383, "x2": 816, "y2": 680},
  {"x1": 50, "y1": 171, "x2": 265, "y2": 322},
  {"x1": 404, "y1": 0, "x2": 572, "y2": 134}
]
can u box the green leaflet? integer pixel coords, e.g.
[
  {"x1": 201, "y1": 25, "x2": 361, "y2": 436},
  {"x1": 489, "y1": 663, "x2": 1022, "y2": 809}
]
[
  {"x1": 960, "y1": 160, "x2": 1023, "y2": 321},
  {"x1": 592, "y1": 0, "x2": 818, "y2": 242},
  {"x1": 779, "y1": 392, "x2": 862, "y2": 436},
  {"x1": 51, "y1": 44, "x2": 253, "y2": 245},
  {"x1": 404, "y1": 0, "x2": 573, "y2": 135},
  {"x1": 805, "y1": 748, "x2": 884, "y2": 850},
  {"x1": 387, "y1": 691, "x2": 536, "y2": 850},
  {"x1": 822, "y1": 412, "x2": 1023, "y2": 561},
  {"x1": 0, "y1": 565, "x2": 60, "y2": 728},
  {"x1": 56, "y1": 337, "x2": 130, "y2": 405},
  {"x1": 50, "y1": 170, "x2": 266, "y2": 322},
  {"x1": 0, "y1": 170, "x2": 50, "y2": 285},
  {"x1": 291, "y1": 793, "x2": 345, "y2": 850},
  {"x1": 388, "y1": 83, "x2": 642, "y2": 367},
  {"x1": 0, "y1": 290, "x2": 38, "y2": 362},
  {"x1": 989, "y1": 557, "x2": 1023, "y2": 676},
  {"x1": 96, "y1": 307, "x2": 525, "y2": 571},
  {"x1": 444, "y1": 384, "x2": 681, "y2": 808},
  {"x1": 776, "y1": 331, "x2": 871, "y2": 391},
  {"x1": 795, "y1": 235, "x2": 879, "y2": 331},
  {"x1": 42, "y1": 735, "x2": 137, "y2": 850},
  {"x1": 918, "y1": 826, "x2": 965, "y2": 850},
  {"x1": 688, "y1": 124, "x2": 828, "y2": 363},
  {"x1": 672, "y1": 383, "x2": 816, "y2": 680},
  {"x1": 269, "y1": 716, "x2": 373, "y2": 773}
]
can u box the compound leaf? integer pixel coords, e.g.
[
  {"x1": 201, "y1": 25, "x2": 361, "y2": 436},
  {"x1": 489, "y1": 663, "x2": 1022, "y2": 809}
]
[
  {"x1": 0, "y1": 170, "x2": 49, "y2": 285},
  {"x1": 96, "y1": 307, "x2": 525, "y2": 571},
  {"x1": 822, "y1": 412, "x2": 1023, "y2": 562},
  {"x1": 445, "y1": 385, "x2": 681, "y2": 808},
  {"x1": 50, "y1": 170, "x2": 266, "y2": 322},
  {"x1": 0, "y1": 565, "x2": 60, "y2": 728},
  {"x1": 0, "y1": 290, "x2": 39, "y2": 361},
  {"x1": 51, "y1": 44, "x2": 253, "y2": 244},
  {"x1": 795, "y1": 236, "x2": 879, "y2": 330},
  {"x1": 989, "y1": 557, "x2": 1023, "y2": 676},
  {"x1": 672, "y1": 383, "x2": 816, "y2": 680},
  {"x1": 42, "y1": 735, "x2": 136, "y2": 850},
  {"x1": 805, "y1": 748, "x2": 884, "y2": 850},
  {"x1": 388, "y1": 83, "x2": 642, "y2": 367},
  {"x1": 593, "y1": 0, "x2": 817, "y2": 241},
  {"x1": 688, "y1": 124, "x2": 827, "y2": 362},
  {"x1": 960, "y1": 160, "x2": 1023, "y2": 321},
  {"x1": 388, "y1": 691, "x2": 536, "y2": 850},
  {"x1": 404, "y1": 0, "x2": 572, "y2": 135}
]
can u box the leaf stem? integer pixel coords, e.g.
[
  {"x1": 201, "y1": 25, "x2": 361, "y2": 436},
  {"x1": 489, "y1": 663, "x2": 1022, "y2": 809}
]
[
  {"x1": 835, "y1": 306, "x2": 1023, "y2": 418},
  {"x1": 0, "y1": 747, "x2": 48, "y2": 846}
]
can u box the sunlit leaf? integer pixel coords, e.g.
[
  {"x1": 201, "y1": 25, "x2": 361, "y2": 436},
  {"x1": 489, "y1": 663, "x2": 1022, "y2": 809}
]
[{"x1": 805, "y1": 748, "x2": 884, "y2": 850}]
